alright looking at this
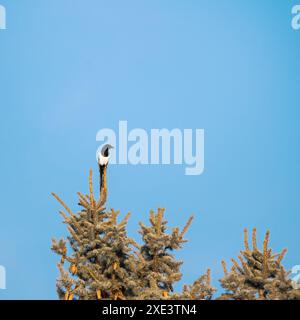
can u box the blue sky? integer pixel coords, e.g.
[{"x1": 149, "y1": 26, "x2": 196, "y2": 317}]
[{"x1": 0, "y1": 1, "x2": 299, "y2": 299}]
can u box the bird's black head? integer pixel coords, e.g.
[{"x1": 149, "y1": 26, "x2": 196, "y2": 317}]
[{"x1": 101, "y1": 144, "x2": 114, "y2": 157}]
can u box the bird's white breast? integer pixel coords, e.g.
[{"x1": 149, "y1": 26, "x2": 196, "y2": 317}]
[{"x1": 98, "y1": 154, "x2": 109, "y2": 166}]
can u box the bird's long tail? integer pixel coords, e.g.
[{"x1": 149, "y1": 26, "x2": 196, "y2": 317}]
[{"x1": 99, "y1": 164, "x2": 107, "y2": 205}]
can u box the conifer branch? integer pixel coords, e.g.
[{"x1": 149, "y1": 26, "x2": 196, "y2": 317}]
[
  {"x1": 252, "y1": 228, "x2": 257, "y2": 251},
  {"x1": 180, "y1": 215, "x2": 194, "y2": 237},
  {"x1": 244, "y1": 228, "x2": 250, "y2": 252},
  {"x1": 51, "y1": 192, "x2": 74, "y2": 216},
  {"x1": 221, "y1": 260, "x2": 228, "y2": 275}
]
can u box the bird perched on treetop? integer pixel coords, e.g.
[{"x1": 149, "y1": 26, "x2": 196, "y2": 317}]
[
  {"x1": 97, "y1": 144, "x2": 114, "y2": 197},
  {"x1": 97, "y1": 144, "x2": 114, "y2": 166}
]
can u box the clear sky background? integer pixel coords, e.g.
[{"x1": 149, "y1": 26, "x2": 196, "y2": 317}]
[{"x1": 0, "y1": 0, "x2": 299, "y2": 299}]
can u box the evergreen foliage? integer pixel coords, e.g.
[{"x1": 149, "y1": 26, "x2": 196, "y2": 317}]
[
  {"x1": 51, "y1": 167, "x2": 140, "y2": 300},
  {"x1": 219, "y1": 228, "x2": 300, "y2": 300},
  {"x1": 136, "y1": 208, "x2": 193, "y2": 299},
  {"x1": 52, "y1": 165, "x2": 299, "y2": 300}
]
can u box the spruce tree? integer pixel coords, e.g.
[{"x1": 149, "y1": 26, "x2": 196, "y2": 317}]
[
  {"x1": 136, "y1": 208, "x2": 193, "y2": 299},
  {"x1": 219, "y1": 228, "x2": 300, "y2": 300},
  {"x1": 177, "y1": 269, "x2": 216, "y2": 300},
  {"x1": 51, "y1": 167, "x2": 140, "y2": 300}
]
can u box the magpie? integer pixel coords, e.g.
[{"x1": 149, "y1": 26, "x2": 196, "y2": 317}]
[
  {"x1": 97, "y1": 144, "x2": 114, "y2": 196},
  {"x1": 97, "y1": 144, "x2": 114, "y2": 166}
]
